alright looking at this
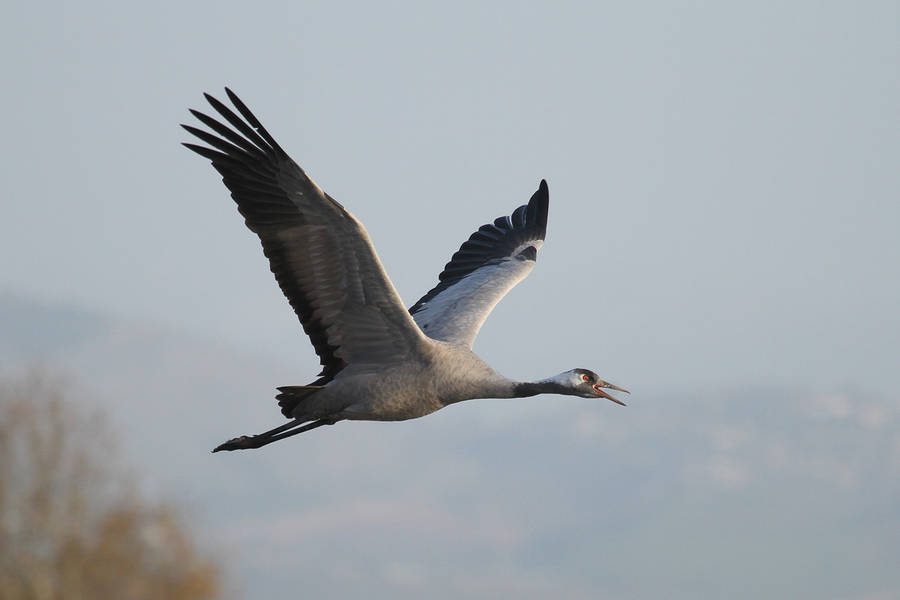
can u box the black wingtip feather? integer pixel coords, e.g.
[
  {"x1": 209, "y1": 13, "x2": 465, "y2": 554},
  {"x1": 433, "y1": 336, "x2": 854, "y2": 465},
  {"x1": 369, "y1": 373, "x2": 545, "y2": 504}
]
[
  {"x1": 182, "y1": 141, "x2": 228, "y2": 162},
  {"x1": 224, "y1": 87, "x2": 286, "y2": 155},
  {"x1": 189, "y1": 108, "x2": 266, "y2": 157},
  {"x1": 533, "y1": 179, "x2": 549, "y2": 232},
  {"x1": 202, "y1": 92, "x2": 274, "y2": 156},
  {"x1": 182, "y1": 124, "x2": 248, "y2": 157}
]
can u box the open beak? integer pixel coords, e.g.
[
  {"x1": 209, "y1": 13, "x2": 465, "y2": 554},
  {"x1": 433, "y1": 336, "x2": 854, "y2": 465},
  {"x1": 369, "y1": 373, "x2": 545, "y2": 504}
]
[{"x1": 592, "y1": 381, "x2": 630, "y2": 406}]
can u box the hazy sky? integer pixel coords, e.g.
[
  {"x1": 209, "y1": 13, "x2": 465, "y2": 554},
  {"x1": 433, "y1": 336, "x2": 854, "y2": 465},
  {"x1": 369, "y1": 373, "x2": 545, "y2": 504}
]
[
  {"x1": 4, "y1": 1, "x2": 899, "y2": 399},
  {"x1": 3, "y1": 2, "x2": 900, "y2": 598}
]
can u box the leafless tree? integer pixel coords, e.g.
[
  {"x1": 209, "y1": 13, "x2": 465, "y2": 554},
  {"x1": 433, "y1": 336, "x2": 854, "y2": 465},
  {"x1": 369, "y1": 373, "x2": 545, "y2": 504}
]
[{"x1": 0, "y1": 370, "x2": 224, "y2": 599}]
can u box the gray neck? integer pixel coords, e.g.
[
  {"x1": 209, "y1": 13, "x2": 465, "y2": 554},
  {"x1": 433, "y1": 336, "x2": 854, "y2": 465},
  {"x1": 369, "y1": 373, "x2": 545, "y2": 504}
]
[
  {"x1": 512, "y1": 377, "x2": 570, "y2": 398},
  {"x1": 440, "y1": 360, "x2": 573, "y2": 403}
]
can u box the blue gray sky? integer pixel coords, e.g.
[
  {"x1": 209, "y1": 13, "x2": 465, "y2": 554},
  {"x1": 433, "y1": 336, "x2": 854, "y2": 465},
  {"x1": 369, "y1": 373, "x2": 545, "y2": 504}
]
[
  {"x1": 4, "y1": 1, "x2": 899, "y2": 398},
  {"x1": 2, "y1": 1, "x2": 899, "y2": 598}
]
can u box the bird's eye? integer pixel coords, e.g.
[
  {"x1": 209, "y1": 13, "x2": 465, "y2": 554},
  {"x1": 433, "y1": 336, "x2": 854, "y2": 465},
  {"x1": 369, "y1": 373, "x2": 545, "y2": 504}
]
[{"x1": 581, "y1": 374, "x2": 590, "y2": 382}]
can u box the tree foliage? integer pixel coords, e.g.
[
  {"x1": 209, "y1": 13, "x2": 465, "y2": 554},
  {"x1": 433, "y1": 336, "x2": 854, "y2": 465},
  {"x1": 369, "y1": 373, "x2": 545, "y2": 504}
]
[{"x1": 0, "y1": 371, "x2": 224, "y2": 599}]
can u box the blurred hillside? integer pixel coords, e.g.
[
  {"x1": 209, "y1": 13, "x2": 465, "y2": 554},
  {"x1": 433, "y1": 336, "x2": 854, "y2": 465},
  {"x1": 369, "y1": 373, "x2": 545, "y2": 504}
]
[
  {"x1": 1, "y1": 291, "x2": 898, "y2": 599},
  {"x1": 0, "y1": 370, "x2": 224, "y2": 599}
]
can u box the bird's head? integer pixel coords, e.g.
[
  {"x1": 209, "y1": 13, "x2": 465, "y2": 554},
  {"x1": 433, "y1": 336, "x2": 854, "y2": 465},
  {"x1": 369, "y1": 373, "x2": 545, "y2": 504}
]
[{"x1": 561, "y1": 368, "x2": 629, "y2": 405}]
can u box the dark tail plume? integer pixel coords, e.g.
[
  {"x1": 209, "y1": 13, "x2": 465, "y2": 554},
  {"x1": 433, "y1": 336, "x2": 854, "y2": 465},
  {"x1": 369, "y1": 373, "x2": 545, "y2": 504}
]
[{"x1": 276, "y1": 380, "x2": 326, "y2": 417}]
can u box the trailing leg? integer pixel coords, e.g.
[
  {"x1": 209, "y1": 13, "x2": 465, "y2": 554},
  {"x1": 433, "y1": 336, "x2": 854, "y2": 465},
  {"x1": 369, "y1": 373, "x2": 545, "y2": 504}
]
[{"x1": 212, "y1": 418, "x2": 336, "y2": 452}]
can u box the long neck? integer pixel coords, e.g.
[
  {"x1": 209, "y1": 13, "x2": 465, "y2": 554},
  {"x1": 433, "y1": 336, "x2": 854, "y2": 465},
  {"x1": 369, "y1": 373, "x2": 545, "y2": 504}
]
[
  {"x1": 512, "y1": 374, "x2": 571, "y2": 398},
  {"x1": 439, "y1": 351, "x2": 572, "y2": 402},
  {"x1": 452, "y1": 372, "x2": 568, "y2": 402}
]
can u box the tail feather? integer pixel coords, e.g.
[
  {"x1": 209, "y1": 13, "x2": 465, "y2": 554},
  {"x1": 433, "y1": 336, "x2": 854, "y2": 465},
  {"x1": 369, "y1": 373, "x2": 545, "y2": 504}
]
[{"x1": 276, "y1": 383, "x2": 325, "y2": 417}]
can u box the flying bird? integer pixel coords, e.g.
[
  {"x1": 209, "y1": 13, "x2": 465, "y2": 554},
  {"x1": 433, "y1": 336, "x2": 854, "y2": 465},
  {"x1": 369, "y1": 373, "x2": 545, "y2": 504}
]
[{"x1": 182, "y1": 89, "x2": 628, "y2": 452}]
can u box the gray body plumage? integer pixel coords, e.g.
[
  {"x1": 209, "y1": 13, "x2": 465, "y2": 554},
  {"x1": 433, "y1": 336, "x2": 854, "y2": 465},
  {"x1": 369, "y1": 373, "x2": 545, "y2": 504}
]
[
  {"x1": 300, "y1": 343, "x2": 513, "y2": 423},
  {"x1": 182, "y1": 89, "x2": 627, "y2": 452}
]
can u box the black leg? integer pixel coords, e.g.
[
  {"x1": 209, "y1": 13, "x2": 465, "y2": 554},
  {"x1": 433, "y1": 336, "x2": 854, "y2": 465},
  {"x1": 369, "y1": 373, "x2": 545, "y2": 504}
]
[{"x1": 212, "y1": 418, "x2": 336, "y2": 452}]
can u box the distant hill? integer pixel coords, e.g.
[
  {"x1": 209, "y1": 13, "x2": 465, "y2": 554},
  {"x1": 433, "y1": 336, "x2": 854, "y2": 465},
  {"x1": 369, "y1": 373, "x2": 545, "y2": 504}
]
[{"x1": 1, "y1": 290, "x2": 897, "y2": 600}]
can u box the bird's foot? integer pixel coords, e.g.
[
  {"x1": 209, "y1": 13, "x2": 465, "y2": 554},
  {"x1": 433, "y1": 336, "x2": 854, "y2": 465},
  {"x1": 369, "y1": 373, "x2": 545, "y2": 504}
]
[{"x1": 212, "y1": 435, "x2": 258, "y2": 452}]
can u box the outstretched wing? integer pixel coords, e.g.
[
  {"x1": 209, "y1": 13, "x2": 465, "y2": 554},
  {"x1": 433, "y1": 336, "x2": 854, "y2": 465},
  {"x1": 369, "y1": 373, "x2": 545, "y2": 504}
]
[
  {"x1": 182, "y1": 89, "x2": 426, "y2": 382},
  {"x1": 409, "y1": 181, "x2": 549, "y2": 347}
]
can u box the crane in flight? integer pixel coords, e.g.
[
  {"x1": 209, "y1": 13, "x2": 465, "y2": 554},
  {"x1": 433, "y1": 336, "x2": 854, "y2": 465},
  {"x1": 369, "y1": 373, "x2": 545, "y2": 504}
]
[{"x1": 182, "y1": 89, "x2": 628, "y2": 452}]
